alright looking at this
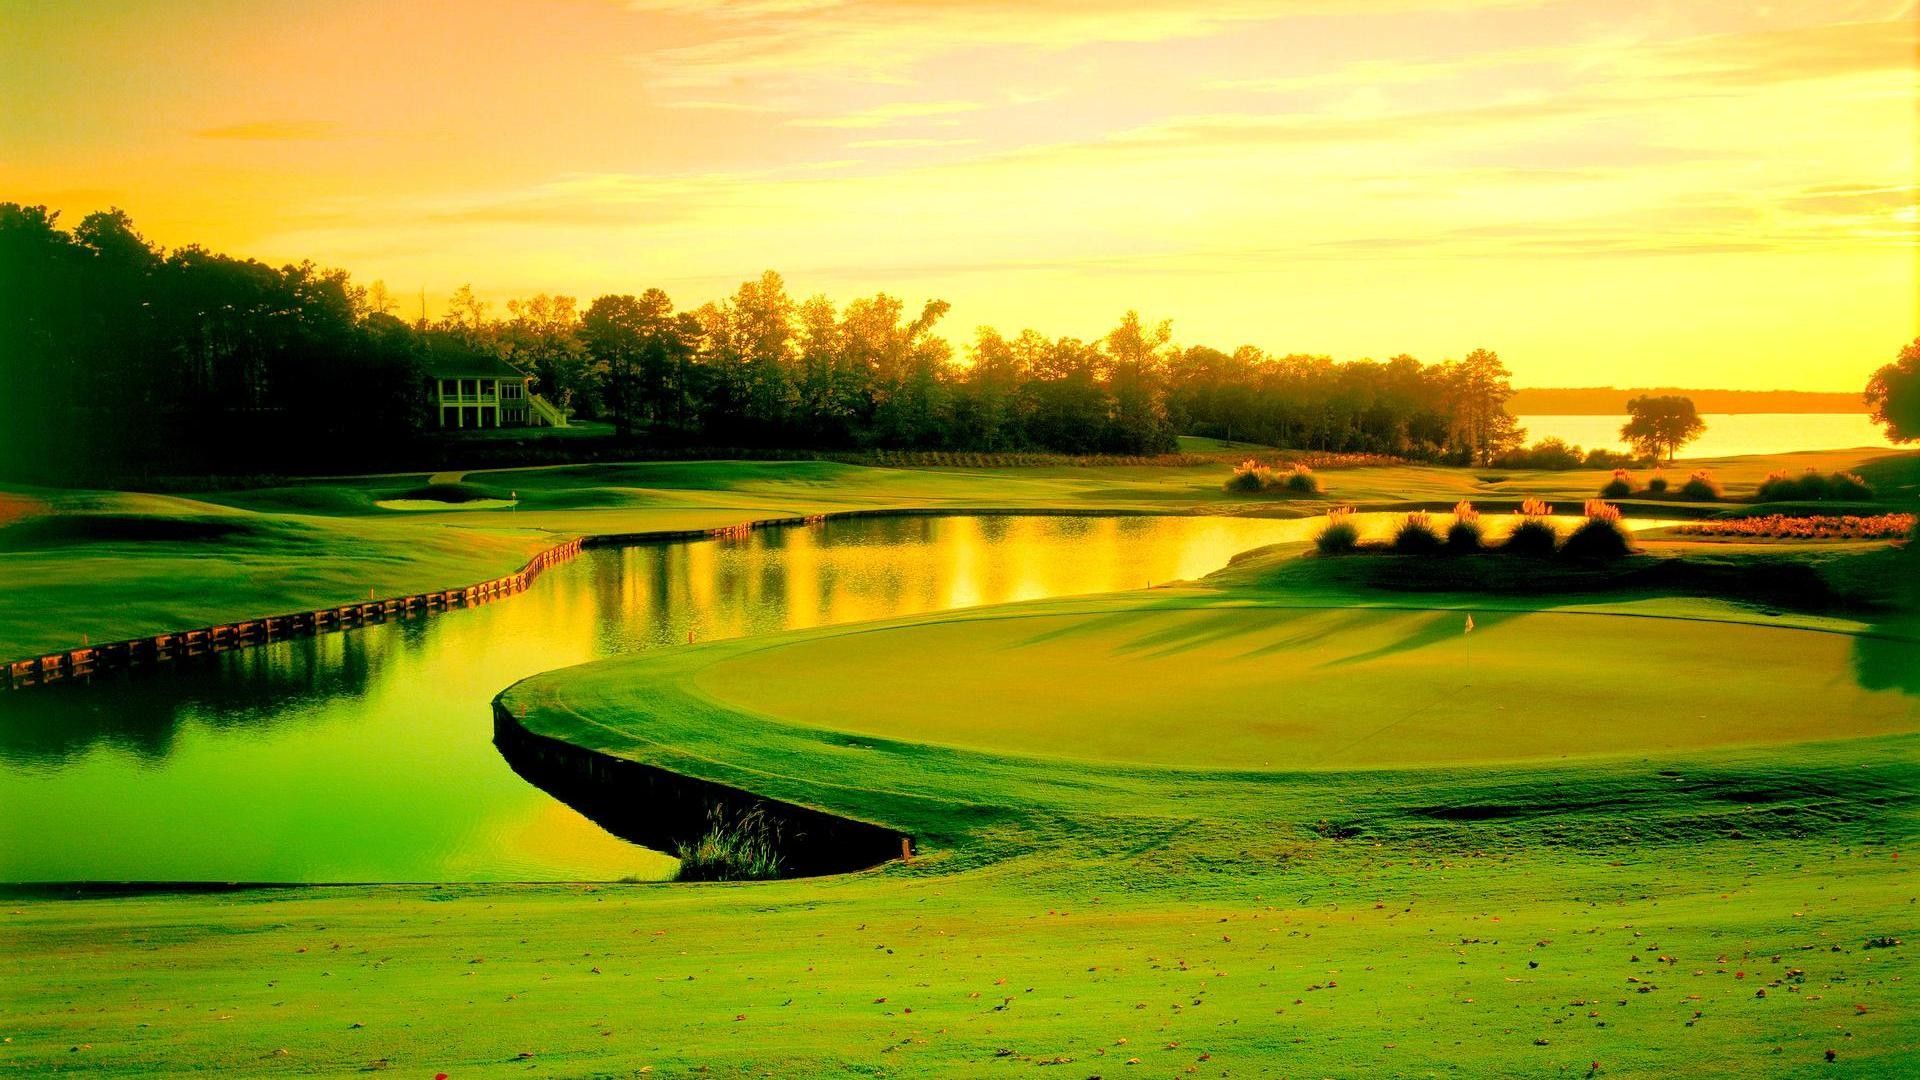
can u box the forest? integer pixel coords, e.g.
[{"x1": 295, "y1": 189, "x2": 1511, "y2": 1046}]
[{"x1": 2, "y1": 205, "x2": 1526, "y2": 481}]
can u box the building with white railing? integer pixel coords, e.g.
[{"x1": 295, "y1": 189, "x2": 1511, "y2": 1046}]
[{"x1": 422, "y1": 351, "x2": 568, "y2": 430}]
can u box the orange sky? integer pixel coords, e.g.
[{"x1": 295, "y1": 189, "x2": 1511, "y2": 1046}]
[{"x1": 4, "y1": 0, "x2": 1915, "y2": 389}]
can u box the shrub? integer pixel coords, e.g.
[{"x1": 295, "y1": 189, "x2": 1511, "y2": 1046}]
[
  {"x1": 673, "y1": 806, "x2": 784, "y2": 882},
  {"x1": 1675, "y1": 513, "x2": 1915, "y2": 540},
  {"x1": 1584, "y1": 447, "x2": 1642, "y2": 469},
  {"x1": 1446, "y1": 501, "x2": 1484, "y2": 553},
  {"x1": 1493, "y1": 438, "x2": 1584, "y2": 470},
  {"x1": 1504, "y1": 518, "x2": 1560, "y2": 556},
  {"x1": 1599, "y1": 469, "x2": 1632, "y2": 498},
  {"x1": 1392, "y1": 511, "x2": 1443, "y2": 553},
  {"x1": 1679, "y1": 469, "x2": 1721, "y2": 501},
  {"x1": 1315, "y1": 507, "x2": 1360, "y2": 554},
  {"x1": 1562, "y1": 499, "x2": 1633, "y2": 560},
  {"x1": 1225, "y1": 460, "x2": 1322, "y2": 495},
  {"x1": 1646, "y1": 474, "x2": 1668, "y2": 495},
  {"x1": 1502, "y1": 498, "x2": 1558, "y2": 557},
  {"x1": 1224, "y1": 459, "x2": 1279, "y2": 493},
  {"x1": 1828, "y1": 471, "x2": 1873, "y2": 500},
  {"x1": 1757, "y1": 469, "x2": 1876, "y2": 502}
]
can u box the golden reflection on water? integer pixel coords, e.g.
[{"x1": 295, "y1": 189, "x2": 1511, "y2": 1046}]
[{"x1": 0, "y1": 511, "x2": 1683, "y2": 883}]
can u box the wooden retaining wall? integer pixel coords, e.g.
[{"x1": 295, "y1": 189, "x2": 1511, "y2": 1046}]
[
  {"x1": 2, "y1": 508, "x2": 1126, "y2": 691},
  {"x1": 492, "y1": 698, "x2": 906, "y2": 878},
  {"x1": 2, "y1": 537, "x2": 587, "y2": 690},
  {"x1": 1, "y1": 513, "x2": 847, "y2": 692}
]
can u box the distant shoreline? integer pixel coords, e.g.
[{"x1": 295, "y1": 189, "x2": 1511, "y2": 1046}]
[{"x1": 1510, "y1": 387, "x2": 1863, "y2": 415}]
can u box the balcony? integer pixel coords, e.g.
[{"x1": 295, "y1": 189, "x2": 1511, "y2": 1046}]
[{"x1": 441, "y1": 393, "x2": 498, "y2": 404}]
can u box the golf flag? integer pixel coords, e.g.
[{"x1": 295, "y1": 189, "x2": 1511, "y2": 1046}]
[{"x1": 1464, "y1": 614, "x2": 1475, "y2": 634}]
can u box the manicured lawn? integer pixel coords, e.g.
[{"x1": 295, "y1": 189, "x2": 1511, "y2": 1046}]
[
  {"x1": 687, "y1": 603, "x2": 1914, "y2": 769},
  {"x1": 1, "y1": 449, "x2": 1909, "y2": 659},
  {"x1": 1, "y1": 451, "x2": 1915, "y2": 1076}
]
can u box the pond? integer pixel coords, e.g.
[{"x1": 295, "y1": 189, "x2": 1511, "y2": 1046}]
[{"x1": 1, "y1": 514, "x2": 1345, "y2": 884}]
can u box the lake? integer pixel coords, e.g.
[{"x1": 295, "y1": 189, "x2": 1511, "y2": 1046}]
[
  {"x1": 1514, "y1": 413, "x2": 1884, "y2": 459},
  {"x1": 1, "y1": 514, "x2": 1330, "y2": 883}
]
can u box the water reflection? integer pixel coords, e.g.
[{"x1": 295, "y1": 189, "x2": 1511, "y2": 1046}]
[{"x1": 0, "y1": 514, "x2": 1307, "y2": 883}]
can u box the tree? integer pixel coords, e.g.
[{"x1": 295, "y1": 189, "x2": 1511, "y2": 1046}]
[
  {"x1": 580, "y1": 294, "x2": 646, "y2": 438},
  {"x1": 1445, "y1": 348, "x2": 1519, "y2": 465},
  {"x1": 1621, "y1": 395, "x2": 1706, "y2": 462},
  {"x1": 502, "y1": 293, "x2": 585, "y2": 413},
  {"x1": 1865, "y1": 337, "x2": 1920, "y2": 443},
  {"x1": 1103, "y1": 311, "x2": 1175, "y2": 453}
]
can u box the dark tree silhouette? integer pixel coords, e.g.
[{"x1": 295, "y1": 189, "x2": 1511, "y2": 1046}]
[
  {"x1": 1621, "y1": 395, "x2": 1706, "y2": 462},
  {"x1": 1865, "y1": 337, "x2": 1920, "y2": 444},
  {"x1": 3, "y1": 203, "x2": 1571, "y2": 482}
]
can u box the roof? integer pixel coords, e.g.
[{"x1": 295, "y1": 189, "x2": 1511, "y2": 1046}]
[{"x1": 420, "y1": 340, "x2": 529, "y2": 379}]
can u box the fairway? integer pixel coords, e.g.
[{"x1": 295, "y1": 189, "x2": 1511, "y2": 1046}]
[{"x1": 692, "y1": 604, "x2": 1919, "y2": 768}]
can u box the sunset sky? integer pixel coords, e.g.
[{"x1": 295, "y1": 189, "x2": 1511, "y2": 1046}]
[{"x1": 5, "y1": 0, "x2": 1914, "y2": 389}]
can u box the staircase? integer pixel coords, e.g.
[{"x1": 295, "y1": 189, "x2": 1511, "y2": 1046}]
[{"x1": 528, "y1": 393, "x2": 570, "y2": 428}]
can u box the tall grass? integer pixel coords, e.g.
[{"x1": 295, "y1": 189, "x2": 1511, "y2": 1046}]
[
  {"x1": 1599, "y1": 469, "x2": 1632, "y2": 498},
  {"x1": 1757, "y1": 469, "x2": 1874, "y2": 502},
  {"x1": 1223, "y1": 459, "x2": 1279, "y2": 493},
  {"x1": 672, "y1": 805, "x2": 785, "y2": 882},
  {"x1": 1315, "y1": 507, "x2": 1359, "y2": 554},
  {"x1": 1502, "y1": 498, "x2": 1558, "y2": 557},
  {"x1": 1562, "y1": 499, "x2": 1633, "y2": 560},
  {"x1": 1392, "y1": 510, "x2": 1443, "y2": 553},
  {"x1": 1445, "y1": 500, "x2": 1484, "y2": 553},
  {"x1": 1679, "y1": 469, "x2": 1722, "y2": 501},
  {"x1": 1224, "y1": 459, "x2": 1321, "y2": 495}
]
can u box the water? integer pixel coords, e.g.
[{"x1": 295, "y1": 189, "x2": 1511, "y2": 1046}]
[
  {"x1": 1514, "y1": 413, "x2": 1885, "y2": 459},
  {"x1": 0, "y1": 514, "x2": 1330, "y2": 884}
]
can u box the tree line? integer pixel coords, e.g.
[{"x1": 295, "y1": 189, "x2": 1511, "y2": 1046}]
[{"x1": 4, "y1": 204, "x2": 1539, "y2": 481}]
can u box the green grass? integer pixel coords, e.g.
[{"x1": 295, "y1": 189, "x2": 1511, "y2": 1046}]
[
  {"x1": 2, "y1": 448, "x2": 1908, "y2": 660},
  {"x1": 1, "y1": 450, "x2": 1916, "y2": 1076}
]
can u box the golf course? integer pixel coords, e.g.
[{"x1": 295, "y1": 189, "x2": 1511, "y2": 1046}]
[{"x1": 1, "y1": 447, "x2": 1915, "y2": 1077}]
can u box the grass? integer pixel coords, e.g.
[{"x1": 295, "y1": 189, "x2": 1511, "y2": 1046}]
[
  {"x1": 1, "y1": 448, "x2": 1916, "y2": 1076},
  {"x1": 672, "y1": 805, "x2": 785, "y2": 882},
  {"x1": 2, "y1": 447, "x2": 1909, "y2": 661}
]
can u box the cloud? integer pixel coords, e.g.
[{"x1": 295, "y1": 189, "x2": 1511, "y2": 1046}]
[
  {"x1": 846, "y1": 137, "x2": 982, "y2": 149},
  {"x1": 194, "y1": 120, "x2": 344, "y2": 141},
  {"x1": 628, "y1": 0, "x2": 1540, "y2": 89},
  {"x1": 1780, "y1": 184, "x2": 1919, "y2": 216},
  {"x1": 1655, "y1": 17, "x2": 1919, "y2": 87},
  {"x1": 789, "y1": 100, "x2": 983, "y2": 128}
]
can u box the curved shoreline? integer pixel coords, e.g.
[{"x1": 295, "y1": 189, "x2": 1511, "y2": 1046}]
[
  {"x1": 0, "y1": 506, "x2": 1206, "y2": 690},
  {"x1": 0, "y1": 499, "x2": 1789, "y2": 691}
]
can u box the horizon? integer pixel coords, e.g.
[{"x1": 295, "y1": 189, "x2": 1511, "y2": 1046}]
[{"x1": 6, "y1": 0, "x2": 1914, "y2": 393}]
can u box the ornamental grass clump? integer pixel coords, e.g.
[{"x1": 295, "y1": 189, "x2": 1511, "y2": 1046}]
[
  {"x1": 1392, "y1": 510, "x2": 1443, "y2": 554},
  {"x1": 1599, "y1": 469, "x2": 1632, "y2": 498},
  {"x1": 673, "y1": 805, "x2": 784, "y2": 882},
  {"x1": 1758, "y1": 469, "x2": 1875, "y2": 502},
  {"x1": 1445, "y1": 500, "x2": 1485, "y2": 553},
  {"x1": 1224, "y1": 459, "x2": 1279, "y2": 493},
  {"x1": 1561, "y1": 498, "x2": 1633, "y2": 561},
  {"x1": 1679, "y1": 469, "x2": 1722, "y2": 501},
  {"x1": 1224, "y1": 460, "x2": 1322, "y2": 495},
  {"x1": 1646, "y1": 473, "x2": 1669, "y2": 495},
  {"x1": 1502, "y1": 498, "x2": 1559, "y2": 557},
  {"x1": 1315, "y1": 507, "x2": 1360, "y2": 554}
]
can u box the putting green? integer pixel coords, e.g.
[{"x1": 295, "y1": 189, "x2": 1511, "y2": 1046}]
[{"x1": 694, "y1": 604, "x2": 1917, "y2": 768}]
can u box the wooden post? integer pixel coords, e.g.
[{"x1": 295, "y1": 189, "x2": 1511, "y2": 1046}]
[{"x1": 901, "y1": 837, "x2": 912, "y2": 863}]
